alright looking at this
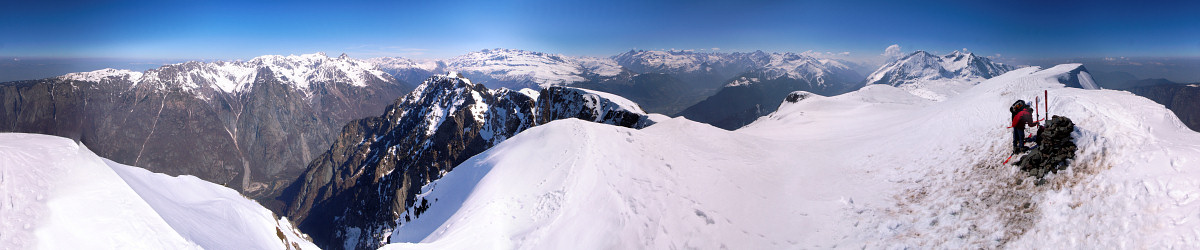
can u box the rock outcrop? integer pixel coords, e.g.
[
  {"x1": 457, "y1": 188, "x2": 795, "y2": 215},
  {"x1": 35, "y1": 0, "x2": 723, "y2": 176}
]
[
  {"x1": 1016, "y1": 115, "x2": 1078, "y2": 178},
  {"x1": 279, "y1": 74, "x2": 656, "y2": 250}
]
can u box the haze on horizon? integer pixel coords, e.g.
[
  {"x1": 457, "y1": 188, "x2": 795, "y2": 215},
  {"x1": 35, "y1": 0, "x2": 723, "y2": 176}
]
[{"x1": 1, "y1": 0, "x2": 1198, "y2": 82}]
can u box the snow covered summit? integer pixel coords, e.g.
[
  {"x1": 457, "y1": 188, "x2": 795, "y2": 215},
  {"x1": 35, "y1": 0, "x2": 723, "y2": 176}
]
[
  {"x1": 382, "y1": 63, "x2": 1200, "y2": 249},
  {"x1": 866, "y1": 50, "x2": 1015, "y2": 87}
]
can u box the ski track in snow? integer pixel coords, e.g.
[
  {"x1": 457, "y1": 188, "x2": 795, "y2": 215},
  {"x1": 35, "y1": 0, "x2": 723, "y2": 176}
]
[{"x1": 383, "y1": 64, "x2": 1200, "y2": 249}]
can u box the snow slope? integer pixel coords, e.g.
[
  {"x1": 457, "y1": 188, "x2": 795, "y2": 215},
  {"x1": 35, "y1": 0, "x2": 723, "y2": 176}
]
[
  {"x1": 0, "y1": 133, "x2": 318, "y2": 250},
  {"x1": 382, "y1": 63, "x2": 1200, "y2": 249}
]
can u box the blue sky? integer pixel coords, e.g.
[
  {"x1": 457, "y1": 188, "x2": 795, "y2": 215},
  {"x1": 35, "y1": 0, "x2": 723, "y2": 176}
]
[{"x1": 1, "y1": 0, "x2": 1198, "y2": 61}]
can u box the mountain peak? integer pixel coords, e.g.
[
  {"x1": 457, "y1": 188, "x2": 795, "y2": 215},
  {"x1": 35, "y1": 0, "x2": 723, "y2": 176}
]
[
  {"x1": 944, "y1": 50, "x2": 976, "y2": 61},
  {"x1": 865, "y1": 49, "x2": 1015, "y2": 88},
  {"x1": 908, "y1": 50, "x2": 937, "y2": 58}
]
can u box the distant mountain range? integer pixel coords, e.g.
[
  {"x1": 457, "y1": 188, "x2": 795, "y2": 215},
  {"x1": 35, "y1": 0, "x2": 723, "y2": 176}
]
[
  {"x1": 368, "y1": 48, "x2": 872, "y2": 130},
  {"x1": 0, "y1": 53, "x2": 413, "y2": 203},
  {"x1": 676, "y1": 52, "x2": 865, "y2": 130}
]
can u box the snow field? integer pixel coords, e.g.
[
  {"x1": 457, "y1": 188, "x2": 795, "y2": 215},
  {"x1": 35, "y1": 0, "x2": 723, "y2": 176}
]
[
  {"x1": 384, "y1": 63, "x2": 1200, "y2": 249},
  {"x1": 0, "y1": 133, "x2": 318, "y2": 250}
]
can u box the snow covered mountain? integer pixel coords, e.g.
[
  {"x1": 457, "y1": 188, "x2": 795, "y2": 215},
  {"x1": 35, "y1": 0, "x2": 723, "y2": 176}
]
[
  {"x1": 612, "y1": 49, "x2": 734, "y2": 74},
  {"x1": 676, "y1": 52, "x2": 864, "y2": 130},
  {"x1": 279, "y1": 73, "x2": 662, "y2": 249},
  {"x1": 0, "y1": 53, "x2": 413, "y2": 202},
  {"x1": 377, "y1": 63, "x2": 1200, "y2": 249},
  {"x1": 865, "y1": 50, "x2": 1015, "y2": 87},
  {"x1": 0, "y1": 133, "x2": 318, "y2": 249},
  {"x1": 370, "y1": 49, "x2": 867, "y2": 116},
  {"x1": 859, "y1": 50, "x2": 1018, "y2": 102},
  {"x1": 369, "y1": 48, "x2": 623, "y2": 90}
]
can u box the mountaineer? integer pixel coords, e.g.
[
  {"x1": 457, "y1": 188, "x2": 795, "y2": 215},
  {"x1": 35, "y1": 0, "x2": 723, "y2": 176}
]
[{"x1": 1010, "y1": 100, "x2": 1038, "y2": 154}]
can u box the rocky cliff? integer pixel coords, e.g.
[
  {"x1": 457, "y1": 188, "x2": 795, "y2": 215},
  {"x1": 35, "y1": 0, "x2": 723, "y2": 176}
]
[
  {"x1": 279, "y1": 73, "x2": 657, "y2": 249},
  {"x1": 0, "y1": 53, "x2": 412, "y2": 205}
]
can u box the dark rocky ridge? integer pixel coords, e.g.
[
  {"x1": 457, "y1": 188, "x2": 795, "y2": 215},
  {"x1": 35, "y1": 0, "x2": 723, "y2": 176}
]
[
  {"x1": 0, "y1": 55, "x2": 413, "y2": 205},
  {"x1": 279, "y1": 74, "x2": 656, "y2": 250}
]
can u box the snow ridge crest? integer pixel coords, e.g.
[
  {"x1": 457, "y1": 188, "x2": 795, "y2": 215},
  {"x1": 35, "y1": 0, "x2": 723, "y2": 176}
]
[{"x1": 60, "y1": 53, "x2": 396, "y2": 97}]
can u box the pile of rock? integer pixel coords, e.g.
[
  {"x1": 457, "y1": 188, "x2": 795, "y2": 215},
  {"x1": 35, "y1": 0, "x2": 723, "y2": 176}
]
[{"x1": 1015, "y1": 115, "x2": 1078, "y2": 178}]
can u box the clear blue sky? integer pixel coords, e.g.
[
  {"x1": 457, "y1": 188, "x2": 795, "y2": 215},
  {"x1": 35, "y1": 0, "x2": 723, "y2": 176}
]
[{"x1": 2, "y1": 0, "x2": 1198, "y2": 60}]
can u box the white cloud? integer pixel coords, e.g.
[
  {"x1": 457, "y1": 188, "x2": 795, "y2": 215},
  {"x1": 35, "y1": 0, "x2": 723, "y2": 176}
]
[
  {"x1": 882, "y1": 44, "x2": 903, "y2": 59},
  {"x1": 840, "y1": 52, "x2": 851, "y2": 56},
  {"x1": 711, "y1": 47, "x2": 721, "y2": 51}
]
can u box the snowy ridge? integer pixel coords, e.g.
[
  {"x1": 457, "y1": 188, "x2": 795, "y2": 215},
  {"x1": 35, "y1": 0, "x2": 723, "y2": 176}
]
[
  {"x1": 71, "y1": 52, "x2": 395, "y2": 97},
  {"x1": 383, "y1": 64, "x2": 1200, "y2": 249},
  {"x1": 740, "y1": 52, "x2": 857, "y2": 86},
  {"x1": 367, "y1": 57, "x2": 442, "y2": 72},
  {"x1": 865, "y1": 50, "x2": 1015, "y2": 87},
  {"x1": 612, "y1": 50, "x2": 727, "y2": 72},
  {"x1": 0, "y1": 133, "x2": 318, "y2": 250},
  {"x1": 572, "y1": 87, "x2": 646, "y2": 115},
  {"x1": 448, "y1": 49, "x2": 591, "y2": 86},
  {"x1": 59, "y1": 68, "x2": 144, "y2": 83},
  {"x1": 611, "y1": 50, "x2": 854, "y2": 87},
  {"x1": 399, "y1": 73, "x2": 495, "y2": 137}
]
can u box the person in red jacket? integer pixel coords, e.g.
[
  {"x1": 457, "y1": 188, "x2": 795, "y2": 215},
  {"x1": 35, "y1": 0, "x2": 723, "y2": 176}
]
[{"x1": 1010, "y1": 100, "x2": 1036, "y2": 153}]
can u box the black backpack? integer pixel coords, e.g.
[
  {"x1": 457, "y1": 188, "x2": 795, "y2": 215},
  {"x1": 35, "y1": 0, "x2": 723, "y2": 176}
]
[{"x1": 1010, "y1": 100, "x2": 1027, "y2": 115}]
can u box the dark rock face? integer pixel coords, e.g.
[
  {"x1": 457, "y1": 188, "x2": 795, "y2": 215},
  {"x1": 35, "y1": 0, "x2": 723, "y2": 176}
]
[
  {"x1": 785, "y1": 91, "x2": 813, "y2": 103},
  {"x1": 1016, "y1": 116, "x2": 1078, "y2": 178},
  {"x1": 536, "y1": 86, "x2": 656, "y2": 128},
  {"x1": 1124, "y1": 83, "x2": 1200, "y2": 132},
  {"x1": 0, "y1": 55, "x2": 413, "y2": 206},
  {"x1": 280, "y1": 75, "x2": 655, "y2": 250}
]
